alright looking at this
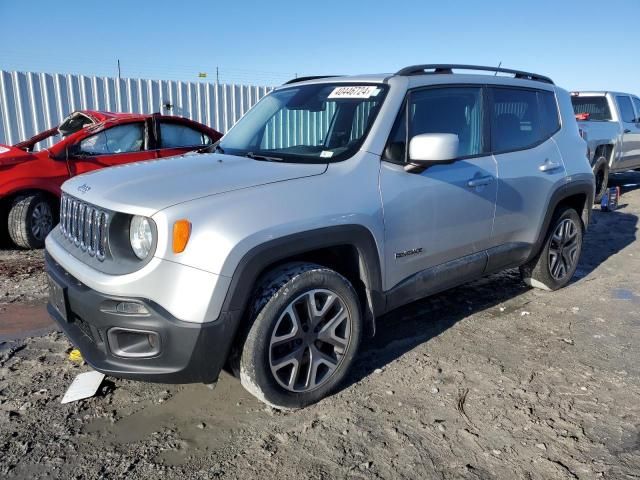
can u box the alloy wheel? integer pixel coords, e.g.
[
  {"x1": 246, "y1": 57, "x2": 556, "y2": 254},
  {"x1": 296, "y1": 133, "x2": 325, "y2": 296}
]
[
  {"x1": 269, "y1": 289, "x2": 352, "y2": 392},
  {"x1": 31, "y1": 201, "x2": 53, "y2": 241},
  {"x1": 548, "y1": 218, "x2": 579, "y2": 280}
]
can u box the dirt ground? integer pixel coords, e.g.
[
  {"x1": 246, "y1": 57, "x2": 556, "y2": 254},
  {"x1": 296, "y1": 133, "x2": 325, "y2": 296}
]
[
  {"x1": 0, "y1": 247, "x2": 47, "y2": 304},
  {"x1": 1, "y1": 175, "x2": 640, "y2": 479}
]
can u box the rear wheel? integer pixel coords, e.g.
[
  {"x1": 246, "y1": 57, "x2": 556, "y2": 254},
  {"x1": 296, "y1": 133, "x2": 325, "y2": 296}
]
[
  {"x1": 239, "y1": 263, "x2": 362, "y2": 409},
  {"x1": 8, "y1": 193, "x2": 55, "y2": 249},
  {"x1": 520, "y1": 207, "x2": 583, "y2": 291},
  {"x1": 592, "y1": 156, "x2": 609, "y2": 204}
]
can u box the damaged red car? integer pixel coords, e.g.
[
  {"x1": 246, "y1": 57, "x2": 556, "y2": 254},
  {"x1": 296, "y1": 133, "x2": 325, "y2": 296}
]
[{"x1": 0, "y1": 111, "x2": 222, "y2": 248}]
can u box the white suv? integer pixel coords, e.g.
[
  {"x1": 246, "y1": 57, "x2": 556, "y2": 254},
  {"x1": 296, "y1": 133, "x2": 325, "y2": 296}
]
[{"x1": 46, "y1": 65, "x2": 594, "y2": 408}]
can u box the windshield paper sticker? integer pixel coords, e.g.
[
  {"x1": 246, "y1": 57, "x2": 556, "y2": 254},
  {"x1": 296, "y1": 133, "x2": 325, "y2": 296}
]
[
  {"x1": 328, "y1": 86, "x2": 380, "y2": 99},
  {"x1": 320, "y1": 150, "x2": 334, "y2": 158}
]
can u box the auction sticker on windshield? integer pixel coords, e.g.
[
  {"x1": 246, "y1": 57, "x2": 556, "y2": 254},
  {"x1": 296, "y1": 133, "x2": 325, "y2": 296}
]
[{"x1": 328, "y1": 86, "x2": 380, "y2": 99}]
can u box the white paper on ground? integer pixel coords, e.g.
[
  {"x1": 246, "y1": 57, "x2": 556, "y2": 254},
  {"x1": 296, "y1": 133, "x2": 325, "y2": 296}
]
[{"x1": 61, "y1": 370, "x2": 105, "y2": 404}]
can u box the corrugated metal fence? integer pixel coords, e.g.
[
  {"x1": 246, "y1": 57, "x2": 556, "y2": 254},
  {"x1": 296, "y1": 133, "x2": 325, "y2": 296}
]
[
  {"x1": 263, "y1": 101, "x2": 376, "y2": 149},
  {"x1": 0, "y1": 70, "x2": 273, "y2": 147}
]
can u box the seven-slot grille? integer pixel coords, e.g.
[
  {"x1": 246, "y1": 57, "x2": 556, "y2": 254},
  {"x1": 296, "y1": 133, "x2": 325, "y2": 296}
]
[{"x1": 59, "y1": 193, "x2": 109, "y2": 261}]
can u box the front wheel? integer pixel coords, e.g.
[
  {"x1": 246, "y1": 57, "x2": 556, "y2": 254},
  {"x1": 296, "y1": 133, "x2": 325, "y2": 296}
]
[
  {"x1": 520, "y1": 207, "x2": 584, "y2": 291},
  {"x1": 239, "y1": 263, "x2": 362, "y2": 409},
  {"x1": 8, "y1": 193, "x2": 55, "y2": 249}
]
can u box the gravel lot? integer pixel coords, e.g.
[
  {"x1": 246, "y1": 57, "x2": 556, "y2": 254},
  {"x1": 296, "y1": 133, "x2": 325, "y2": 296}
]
[
  {"x1": 0, "y1": 248, "x2": 47, "y2": 304},
  {"x1": 1, "y1": 175, "x2": 639, "y2": 479}
]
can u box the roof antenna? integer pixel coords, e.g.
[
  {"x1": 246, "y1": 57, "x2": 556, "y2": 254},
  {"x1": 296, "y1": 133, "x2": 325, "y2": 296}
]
[{"x1": 494, "y1": 61, "x2": 502, "y2": 76}]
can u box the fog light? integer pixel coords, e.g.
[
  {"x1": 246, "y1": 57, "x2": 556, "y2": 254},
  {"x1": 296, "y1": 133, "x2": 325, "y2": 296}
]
[{"x1": 115, "y1": 302, "x2": 149, "y2": 315}]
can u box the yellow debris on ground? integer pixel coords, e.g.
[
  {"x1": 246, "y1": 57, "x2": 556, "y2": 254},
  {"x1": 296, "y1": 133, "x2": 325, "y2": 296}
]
[{"x1": 68, "y1": 349, "x2": 83, "y2": 362}]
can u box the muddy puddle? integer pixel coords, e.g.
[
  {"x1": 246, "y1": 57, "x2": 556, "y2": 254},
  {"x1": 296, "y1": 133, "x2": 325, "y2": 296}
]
[
  {"x1": 83, "y1": 371, "x2": 267, "y2": 465},
  {"x1": 0, "y1": 302, "x2": 55, "y2": 343}
]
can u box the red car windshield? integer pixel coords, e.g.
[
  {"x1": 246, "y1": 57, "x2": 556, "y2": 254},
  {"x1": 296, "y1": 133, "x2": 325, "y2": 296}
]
[{"x1": 14, "y1": 112, "x2": 97, "y2": 152}]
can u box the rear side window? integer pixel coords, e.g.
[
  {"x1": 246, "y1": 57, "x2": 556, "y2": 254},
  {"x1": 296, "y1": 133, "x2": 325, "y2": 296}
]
[
  {"x1": 617, "y1": 96, "x2": 636, "y2": 123},
  {"x1": 160, "y1": 123, "x2": 211, "y2": 148},
  {"x1": 384, "y1": 86, "x2": 484, "y2": 162},
  {"x1": 490, "y1": 88, "x2": 552, "y2": 153},
  {"x1": 539, "y1": 90, "x2": 561, "y2": 138},
  {"x1": 571, "y1": 96, "x2": 612, "y2": 121}
]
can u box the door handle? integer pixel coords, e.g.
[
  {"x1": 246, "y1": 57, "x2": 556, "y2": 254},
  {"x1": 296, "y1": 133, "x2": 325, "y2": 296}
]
[
  {"x1": 539, "y1": 160, "x2": 562, "y2": 172},
  {"x1": 467, "y1": 175, "x2": 494, "y2": 188},
  {"x1": 624, "y1": 129, "x2": 631, "y2": 134}
]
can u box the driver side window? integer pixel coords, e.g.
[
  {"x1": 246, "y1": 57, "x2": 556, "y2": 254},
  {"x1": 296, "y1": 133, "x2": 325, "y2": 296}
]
[
  {"x1": 78, "y1": 123, "x2": 144, "y2": 155},
  {"x1": 384, "y1": 86, "x2": 484, "y2": 163}
]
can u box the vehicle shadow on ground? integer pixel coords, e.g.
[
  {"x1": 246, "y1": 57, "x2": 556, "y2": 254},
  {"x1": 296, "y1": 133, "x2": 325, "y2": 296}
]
[
  {"x1": 575, "y1": 204, "x2": 638, "y2": 280},
  {"x1": 341, "y1": 203, "x2": 638, "y2": 392},
  {"x1": 609, "y1": 171, "x2": 640, "y2": 195},
  {"x1": 0, "y1": 229, "x2": 12, "y2": 249},
  {"x1": 344, "y1": 270, "x2": 529, "y2": 390}
]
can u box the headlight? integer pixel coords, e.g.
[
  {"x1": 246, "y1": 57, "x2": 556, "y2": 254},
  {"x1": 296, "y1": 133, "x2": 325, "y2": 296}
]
[{"x1": 129, "y1": 215, "x2": 153, "y2": 260}]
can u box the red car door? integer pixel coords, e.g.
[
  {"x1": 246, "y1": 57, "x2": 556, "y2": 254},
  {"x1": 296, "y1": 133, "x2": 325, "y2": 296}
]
[
  {"x1": 155, "y1": 119, "x2": 216, "y2": 159},
  {"x1": 67, "y1": 120, "x2": 158, "y2": 176}
]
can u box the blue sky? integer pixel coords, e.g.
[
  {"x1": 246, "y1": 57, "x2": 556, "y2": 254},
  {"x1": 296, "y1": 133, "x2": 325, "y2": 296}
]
[{"x1": 0, "y1": 0, "x2": 638, "y2": 93}]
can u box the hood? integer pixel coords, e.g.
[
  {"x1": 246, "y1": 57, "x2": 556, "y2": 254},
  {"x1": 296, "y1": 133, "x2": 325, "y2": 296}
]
[
  {"x1": 62, "y1": 152, "x2": 328, "y2": 216},
  {"x1": 0, "y1": 144, "x2": 39, "y2": 166}
]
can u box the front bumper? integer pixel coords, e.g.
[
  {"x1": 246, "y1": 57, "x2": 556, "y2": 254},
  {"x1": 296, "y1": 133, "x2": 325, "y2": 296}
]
[{"x1": 45, "y1": 252, "x2": 240, "y2": 383}]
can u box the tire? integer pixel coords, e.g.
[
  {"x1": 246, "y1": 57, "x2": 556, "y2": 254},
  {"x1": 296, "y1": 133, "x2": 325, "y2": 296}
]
[
  {"x1": 592, "y1": 156, "x2": 609, "y2": 204},
  {"x1": 239, "y1": 262, "x2": 363, "y2": 409},
  {"x1": 520, "y1": 207, "x2": 584, "y2": 291},
  {"x1": 8, "y1": 193, "x2": 55, "y2": 249}
]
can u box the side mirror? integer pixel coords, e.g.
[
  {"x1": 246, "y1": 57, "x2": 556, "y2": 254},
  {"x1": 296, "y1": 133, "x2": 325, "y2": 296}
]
[{"x1": 407, "y1": 133, "x2": 459, "y2": 170}]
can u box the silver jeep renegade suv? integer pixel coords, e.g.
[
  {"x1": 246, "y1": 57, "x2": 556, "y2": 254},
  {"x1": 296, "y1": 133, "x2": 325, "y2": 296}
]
[{"x1": 45, "y1": 65, "x2": 594, "y2": 409}]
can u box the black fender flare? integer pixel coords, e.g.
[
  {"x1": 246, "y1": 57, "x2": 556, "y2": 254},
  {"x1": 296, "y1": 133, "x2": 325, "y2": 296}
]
[
  {"x1": 219, "y1": 224, "x2": 385, "y2": 333},
  {"x1": 527, "y1": 179, "x2": 594, "y2": 263}
]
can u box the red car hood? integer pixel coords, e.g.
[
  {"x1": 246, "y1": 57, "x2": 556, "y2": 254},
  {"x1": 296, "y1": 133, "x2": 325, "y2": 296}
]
[{"x1": 0, "y1": 144, "x2": 39, "y2": 166}]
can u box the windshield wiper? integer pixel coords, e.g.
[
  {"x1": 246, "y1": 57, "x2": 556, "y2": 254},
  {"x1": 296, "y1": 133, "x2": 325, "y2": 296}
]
[{"x1": 245, "y1": 151, "x2": 283, "y2": 162}]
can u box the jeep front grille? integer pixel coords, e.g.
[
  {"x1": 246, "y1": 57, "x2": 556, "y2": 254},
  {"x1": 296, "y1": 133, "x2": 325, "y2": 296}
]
[{"x1": 60, "y1": 194, "x2": 109, "y2": 261}]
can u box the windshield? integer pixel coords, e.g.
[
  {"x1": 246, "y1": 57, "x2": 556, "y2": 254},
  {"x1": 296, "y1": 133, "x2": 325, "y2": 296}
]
[{"x1": 219, "y1": 83, "x2": 388, "y2": 163}]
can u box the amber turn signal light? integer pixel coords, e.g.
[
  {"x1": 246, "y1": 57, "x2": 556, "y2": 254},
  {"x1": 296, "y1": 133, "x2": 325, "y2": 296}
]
[{"x1": 172, "y1": 220, "x2": 191, "y2": 254}]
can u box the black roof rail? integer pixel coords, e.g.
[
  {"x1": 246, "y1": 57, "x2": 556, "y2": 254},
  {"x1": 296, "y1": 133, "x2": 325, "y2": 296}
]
[
  {"x1": 283, "y1": 75, "x2": 340, "y2": 85},
  {"x1": 395, "y1": 64, "x2": 554, "y2": 85}
]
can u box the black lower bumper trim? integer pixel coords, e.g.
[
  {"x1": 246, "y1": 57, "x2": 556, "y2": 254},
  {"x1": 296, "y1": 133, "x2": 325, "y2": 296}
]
[{"x1": 45, "y1": 251, "x2": 240, "y2": 384}]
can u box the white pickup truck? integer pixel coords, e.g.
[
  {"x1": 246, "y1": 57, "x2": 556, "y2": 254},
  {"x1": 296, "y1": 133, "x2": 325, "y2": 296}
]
[{"x1": 571, "y1": 91, "x2": 640, "y2": 202}]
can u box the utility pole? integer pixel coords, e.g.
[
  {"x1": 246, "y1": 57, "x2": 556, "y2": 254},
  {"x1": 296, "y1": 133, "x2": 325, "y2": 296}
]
[
  {"x1": 117, "y1": 59, "x2": 121, "y2": 80},
  {"x1": 216, "y1": 66, "x2": 219, "y2": 84}
]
